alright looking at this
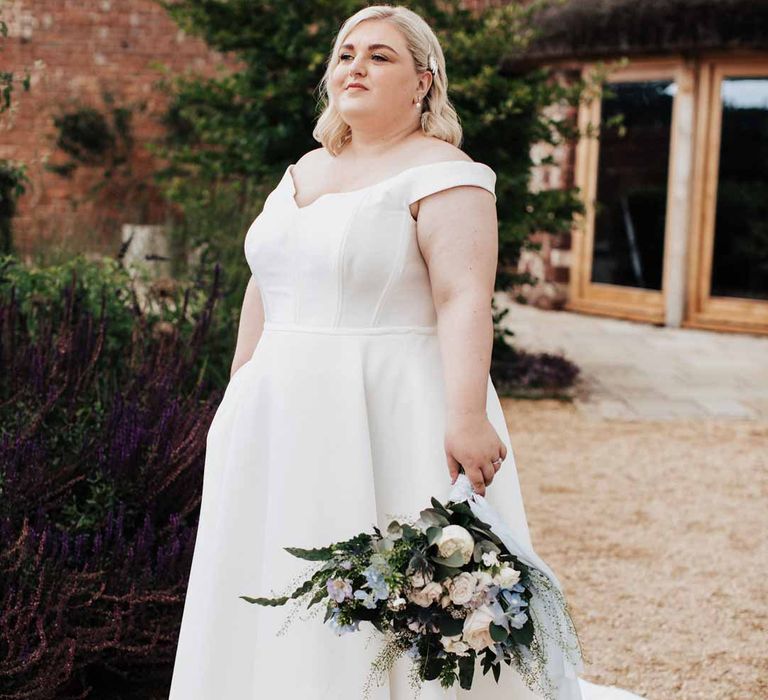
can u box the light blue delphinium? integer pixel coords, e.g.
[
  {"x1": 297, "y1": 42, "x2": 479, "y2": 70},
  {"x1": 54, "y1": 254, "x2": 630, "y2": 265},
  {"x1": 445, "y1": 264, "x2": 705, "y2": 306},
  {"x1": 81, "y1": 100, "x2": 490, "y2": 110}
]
[
  {"x1": 368, "y1": 553, "x2": 391, "y2": 575},
  {"x1": 508, "y1": 611, "x2": 529, "y2": 629},
  {"x1": 362, "y1": 564, "x2": 390, "y2": 602},
  {"x1": 500, "y1": 589, "x2": 528, "y2": 610},
  {"x1": 328, "y1": 608, "x2": 360, "y2": 636},
  {"x1": 499, "y1": 589, "x2": 529, "y2": 629},
  {"x1": 354, "y1": 588, "x2": 378, "y2": 609}
]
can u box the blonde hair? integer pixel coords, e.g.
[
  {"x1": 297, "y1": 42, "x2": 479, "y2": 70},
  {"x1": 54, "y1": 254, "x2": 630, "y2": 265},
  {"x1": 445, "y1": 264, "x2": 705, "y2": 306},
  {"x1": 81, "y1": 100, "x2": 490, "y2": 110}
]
[{"x1": 312, "y1": 4, "x2": 463, "y2": 155}]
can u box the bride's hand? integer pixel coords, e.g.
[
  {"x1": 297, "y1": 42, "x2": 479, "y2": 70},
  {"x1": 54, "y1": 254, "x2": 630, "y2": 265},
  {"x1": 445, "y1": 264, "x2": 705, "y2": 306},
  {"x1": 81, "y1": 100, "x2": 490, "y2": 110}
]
[{"x1": 444, "y1": 412, "x2": 507, "y2": 497}]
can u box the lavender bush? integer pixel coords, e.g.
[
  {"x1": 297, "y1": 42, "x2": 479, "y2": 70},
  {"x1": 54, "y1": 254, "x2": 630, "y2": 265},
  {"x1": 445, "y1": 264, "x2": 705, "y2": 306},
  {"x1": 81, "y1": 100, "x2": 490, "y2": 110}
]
[{"x1": 0, "y1": 254, "x2": 228, "y2": 699}]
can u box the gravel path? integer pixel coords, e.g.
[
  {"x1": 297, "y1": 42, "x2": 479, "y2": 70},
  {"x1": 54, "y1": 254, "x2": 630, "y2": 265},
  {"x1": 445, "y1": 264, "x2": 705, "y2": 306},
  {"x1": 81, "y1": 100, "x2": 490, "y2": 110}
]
[{"x1": 501, "y1": 398, "x2": 767, "y2": 700}]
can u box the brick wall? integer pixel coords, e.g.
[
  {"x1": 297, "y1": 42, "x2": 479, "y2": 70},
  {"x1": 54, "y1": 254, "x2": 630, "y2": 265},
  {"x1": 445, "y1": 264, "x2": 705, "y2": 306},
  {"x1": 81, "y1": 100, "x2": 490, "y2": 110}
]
[
  {"x1": 1, "y1": 0, "x2": 241, "y2": 256},
  {"x1": 521, "y1": 82, "x2": 578, "y2": 309}
]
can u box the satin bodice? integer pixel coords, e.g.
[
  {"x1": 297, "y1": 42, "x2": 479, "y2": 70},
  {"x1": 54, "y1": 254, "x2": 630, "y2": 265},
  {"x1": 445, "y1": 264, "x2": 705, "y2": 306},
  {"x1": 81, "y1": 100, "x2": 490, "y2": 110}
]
[{"x1": 243, "y1": 159, "x2": 497, "y2": 329}]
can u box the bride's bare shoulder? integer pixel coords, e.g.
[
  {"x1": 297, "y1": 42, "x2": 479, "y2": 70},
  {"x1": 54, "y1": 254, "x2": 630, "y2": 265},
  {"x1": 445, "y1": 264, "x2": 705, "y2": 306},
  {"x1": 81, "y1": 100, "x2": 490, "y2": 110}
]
[
  {"x1": 293, "y1": 147, "x2": 332, "y2": 174},
  {"x1": 295, "y1": 147, "x2": 329, "y2": 162},
  {"x1": 405, "y1": 138, "x2": 475, "y2": 167}
]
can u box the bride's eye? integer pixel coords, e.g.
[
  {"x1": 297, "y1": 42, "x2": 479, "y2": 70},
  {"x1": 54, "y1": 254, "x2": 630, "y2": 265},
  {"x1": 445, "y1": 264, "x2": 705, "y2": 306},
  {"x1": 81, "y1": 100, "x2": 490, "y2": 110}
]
[{"x1": 339, "y1": 53, "x2": 388, "y2": 62}]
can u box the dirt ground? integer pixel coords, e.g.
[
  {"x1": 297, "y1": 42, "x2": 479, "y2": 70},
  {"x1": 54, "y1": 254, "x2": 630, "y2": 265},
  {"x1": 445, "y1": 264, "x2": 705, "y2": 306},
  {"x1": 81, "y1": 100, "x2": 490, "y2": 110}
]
[{"x1": 500, "y1": 398, "x2": 768, "y2": 700}]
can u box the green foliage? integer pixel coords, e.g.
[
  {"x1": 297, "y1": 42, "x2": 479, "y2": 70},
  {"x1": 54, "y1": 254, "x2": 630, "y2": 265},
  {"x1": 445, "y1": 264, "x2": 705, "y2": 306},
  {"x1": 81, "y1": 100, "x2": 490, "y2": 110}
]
[
  {"x1": 0, "y1": 160, "x2": 29, "y2": 254},
  {"x1": 0, "y1": 8, "x2": 32, "y2": 255},
  {"x1": 0, "y1": 252, "x2": 237, "y2": 389},
  {"x1": 44, "y1": 93, "x2": 161, "y2": 234},
  {"x1": 0, "y1": 10, "x2": 32, "y2": 115}
]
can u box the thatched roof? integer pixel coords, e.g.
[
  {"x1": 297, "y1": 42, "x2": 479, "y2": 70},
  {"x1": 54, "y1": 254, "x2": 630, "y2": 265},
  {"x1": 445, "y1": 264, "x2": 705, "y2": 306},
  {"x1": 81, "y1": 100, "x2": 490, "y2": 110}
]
[{"x1": 504, "y1": 0, "x2": 768, "y2": 68}]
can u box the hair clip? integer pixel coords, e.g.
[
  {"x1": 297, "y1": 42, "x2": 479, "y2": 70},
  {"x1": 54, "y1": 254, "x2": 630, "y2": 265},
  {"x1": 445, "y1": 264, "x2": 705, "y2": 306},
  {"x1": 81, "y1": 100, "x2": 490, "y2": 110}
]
[{"x1": 428, "y1": 53, "x2": 438, "y2": 77}]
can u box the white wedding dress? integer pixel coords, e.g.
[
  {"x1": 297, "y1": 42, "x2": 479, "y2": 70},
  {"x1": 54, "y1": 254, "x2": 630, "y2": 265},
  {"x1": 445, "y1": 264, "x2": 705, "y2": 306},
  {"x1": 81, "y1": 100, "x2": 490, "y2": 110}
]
[{"x1": 169, "y1": 159, "x2": 645, "y2": 700}]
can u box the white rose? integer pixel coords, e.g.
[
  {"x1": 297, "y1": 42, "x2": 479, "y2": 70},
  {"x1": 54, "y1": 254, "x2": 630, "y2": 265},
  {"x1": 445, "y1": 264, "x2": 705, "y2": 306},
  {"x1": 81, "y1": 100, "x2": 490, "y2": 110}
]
[
  {"x1": 435, "y1": 525, "x2": 475, "y2": 565},
  {"x1": 449, "y1": 572, "x2": 476, "y2": 606},
  {"x1": 463, "y1": 604, "x2": 496, "y2": 651},
  {"x1": 440, "y1": 634, "x2": 471, "y2": 656},
  {"x1": 472, "y1": 570, "x2": 494, "y2": 589},
  {"x1": 481, "y1": 550, "x2": 499, "y2": 567},
  {"x1": 407, "y1": 581, "x2": 443, "y2": 608},
  {"x1": 493, "y1": 564, "x2": 521, "y2": 589}
]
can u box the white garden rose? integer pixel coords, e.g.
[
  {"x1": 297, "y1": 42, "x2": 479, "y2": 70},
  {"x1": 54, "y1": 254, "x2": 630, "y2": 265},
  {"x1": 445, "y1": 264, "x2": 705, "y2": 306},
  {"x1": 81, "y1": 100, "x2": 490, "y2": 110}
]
[
  {"x1": 435, "y1": 525, "x2": 475, "y2": 565},
  {"x1": 448, "y1": 572, "x2": 476, "y2": 606},
  {"x1": 493, "y1": 564, "x2": 521, "y2": 589},
  {"x1": 472, "y1": 570, "x2": 494, "y2": 589},
  {"x1": 463, "y1": 604, "x2": 496, "y2": 651},
  {"x1": 481, "y1": 550, "x2": 499, "y2": 567},
  {"x1": 439, "y1": 634, "x2": 471, "y2": 656},
  {"x1": 407, "y1": 581, "x2": 443, "y2": 608}
]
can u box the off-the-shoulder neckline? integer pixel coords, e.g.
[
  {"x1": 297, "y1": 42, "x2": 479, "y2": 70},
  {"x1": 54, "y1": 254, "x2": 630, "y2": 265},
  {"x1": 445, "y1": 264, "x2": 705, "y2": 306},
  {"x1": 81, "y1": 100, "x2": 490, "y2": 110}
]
[{"x1": 285, "y1": 159, "x2": 494, "y2": 211}]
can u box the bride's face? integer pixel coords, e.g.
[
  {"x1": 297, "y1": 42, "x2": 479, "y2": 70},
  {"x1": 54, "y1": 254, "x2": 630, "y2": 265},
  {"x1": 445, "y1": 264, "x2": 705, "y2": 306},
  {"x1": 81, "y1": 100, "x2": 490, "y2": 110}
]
[{"x1": 329, "y1": 19, "x2": 431, "y2": 128}]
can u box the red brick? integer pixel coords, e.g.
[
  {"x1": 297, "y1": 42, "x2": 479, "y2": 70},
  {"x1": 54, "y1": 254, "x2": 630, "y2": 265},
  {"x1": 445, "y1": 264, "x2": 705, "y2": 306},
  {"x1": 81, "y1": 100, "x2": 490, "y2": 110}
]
[{"x1": 2, "y1": 0, "x2": 242, "y2": 254}]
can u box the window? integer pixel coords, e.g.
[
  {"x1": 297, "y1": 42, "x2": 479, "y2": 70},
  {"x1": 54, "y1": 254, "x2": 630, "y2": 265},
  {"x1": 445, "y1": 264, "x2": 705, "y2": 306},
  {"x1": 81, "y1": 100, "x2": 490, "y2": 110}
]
[
  {"x1": 591, "y1": 80, "x2": 674, "y2": 291},
  {"x1": 709, "y1": 77, "x2": 768, "y2": 301}
]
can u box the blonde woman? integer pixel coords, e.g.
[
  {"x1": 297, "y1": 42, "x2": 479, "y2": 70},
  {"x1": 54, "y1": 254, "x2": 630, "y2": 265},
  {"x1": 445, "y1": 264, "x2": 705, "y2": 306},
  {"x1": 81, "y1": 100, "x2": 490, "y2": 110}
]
[{"x1": 170, "y1": 5, "x2": 645, "y2": 700}]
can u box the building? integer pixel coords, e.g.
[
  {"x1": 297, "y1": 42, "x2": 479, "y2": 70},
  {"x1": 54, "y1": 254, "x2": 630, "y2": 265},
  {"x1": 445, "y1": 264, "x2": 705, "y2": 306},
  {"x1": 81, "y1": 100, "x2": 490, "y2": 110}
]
[{"x1": 511, "y1": 0, "x2": 768, "y2": 335}]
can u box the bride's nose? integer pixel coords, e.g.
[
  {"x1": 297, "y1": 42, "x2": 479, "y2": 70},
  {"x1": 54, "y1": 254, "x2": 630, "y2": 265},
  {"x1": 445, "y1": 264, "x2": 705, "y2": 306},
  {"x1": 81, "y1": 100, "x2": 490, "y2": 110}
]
[{"x1": 348, "y1": 57, "x2": 367, "y2": 77}]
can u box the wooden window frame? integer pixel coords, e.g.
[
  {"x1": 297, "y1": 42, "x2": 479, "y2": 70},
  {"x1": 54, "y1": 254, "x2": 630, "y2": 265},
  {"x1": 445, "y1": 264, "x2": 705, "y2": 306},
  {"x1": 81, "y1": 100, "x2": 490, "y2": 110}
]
[
  {"x1": 568, "y1": 60, "x2": 690, "y2": 324},
  {"x1": 569, "y1": 53, "x2": 768, "y2": 335},
  {"x1": 686, "y1": 57, "x2": 768, "y2": 334}
]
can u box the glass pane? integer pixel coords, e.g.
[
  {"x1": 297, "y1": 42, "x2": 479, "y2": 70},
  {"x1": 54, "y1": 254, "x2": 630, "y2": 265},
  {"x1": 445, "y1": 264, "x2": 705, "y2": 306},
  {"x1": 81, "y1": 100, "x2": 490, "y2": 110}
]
[
  {"x1": 710, "y1": 77, "x2": 768, "y2": 301},
  {"x1": 591, "y1": 80, "x2": 674, "y2": 290}
]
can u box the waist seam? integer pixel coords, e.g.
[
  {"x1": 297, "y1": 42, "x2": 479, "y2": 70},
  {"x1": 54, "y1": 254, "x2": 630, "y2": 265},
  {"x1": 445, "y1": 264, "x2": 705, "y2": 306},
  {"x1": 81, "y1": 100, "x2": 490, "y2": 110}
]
[{"x1": 262, "y1": 321, "x2": 437, "y2": 335}]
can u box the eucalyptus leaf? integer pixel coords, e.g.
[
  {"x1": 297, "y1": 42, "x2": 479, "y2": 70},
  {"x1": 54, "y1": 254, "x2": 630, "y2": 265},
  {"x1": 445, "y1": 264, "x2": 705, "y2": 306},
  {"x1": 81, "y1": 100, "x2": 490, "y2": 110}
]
[
  {"x1": 489, "y1": 622, "x2": 509, "y2": 642},
  {"x1": 449, "y1": 502, "x2": 474, "y2": 519},
  {"x1": 430, "y1": 550, "x2": 466, "y2": 567},
  {"x1": 509, "y1": 620, "x2": 534, "y2": 647},
  {"x1": 432, "y1": 563, "x2": 463, "y2": 582},
  {"x1": 429, "y1": 497, "x2": 452, "y2": 520},
  {"x1": 419, "y1": 507, "x2": 450, "y2": 528},
  {"x1": 426, "y1": 525, "x2": 443, "y2": 546}
]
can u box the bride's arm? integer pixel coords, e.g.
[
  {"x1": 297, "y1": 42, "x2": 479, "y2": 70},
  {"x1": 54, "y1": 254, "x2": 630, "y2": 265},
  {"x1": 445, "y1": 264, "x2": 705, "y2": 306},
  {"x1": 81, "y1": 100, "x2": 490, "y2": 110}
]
[
  {"x1": 416, "y1": 184, "x2": 505, "y2": 496},
  {"x1": 230, "y1": 275, "x2": 265, "y2": 379}
]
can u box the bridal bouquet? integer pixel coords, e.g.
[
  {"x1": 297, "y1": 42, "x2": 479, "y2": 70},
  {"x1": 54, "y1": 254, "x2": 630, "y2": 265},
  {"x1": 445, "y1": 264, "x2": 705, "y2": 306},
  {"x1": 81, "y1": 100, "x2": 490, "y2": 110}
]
[{"x1": 240, "y1": 473, "x2": 584, "y2": 700}]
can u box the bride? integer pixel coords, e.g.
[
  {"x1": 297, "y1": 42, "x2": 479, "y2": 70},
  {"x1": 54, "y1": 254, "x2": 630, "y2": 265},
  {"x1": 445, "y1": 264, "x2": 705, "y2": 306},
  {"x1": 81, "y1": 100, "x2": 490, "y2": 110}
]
[{"x1": 169, "y1": 5, "x2": 646, "y2": 699}]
